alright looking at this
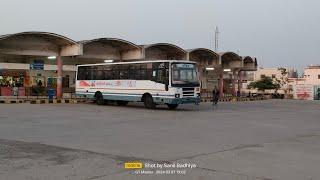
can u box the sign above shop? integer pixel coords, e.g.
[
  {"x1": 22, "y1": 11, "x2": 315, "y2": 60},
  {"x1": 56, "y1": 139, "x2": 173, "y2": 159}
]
[
  {"x1": 30, "y1": 60, "x2": 44, "y2": 70},
  {"x1": 0, "y1": 70, "x2": 26, "y2": 76}
]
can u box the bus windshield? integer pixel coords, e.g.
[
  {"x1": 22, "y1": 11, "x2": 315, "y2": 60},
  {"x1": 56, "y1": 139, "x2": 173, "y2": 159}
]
[{"x1": 171, "y1": 63, "x2": 199, "y2": 86}]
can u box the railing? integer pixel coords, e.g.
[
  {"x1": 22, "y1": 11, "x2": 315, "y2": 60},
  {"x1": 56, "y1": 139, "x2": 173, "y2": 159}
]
[
  {"x1": 200, "y1": 89, "x2": 233, "y2": 99},
  {"x1": 200, "y1": 89, "x2": 268, "y2": 102}
]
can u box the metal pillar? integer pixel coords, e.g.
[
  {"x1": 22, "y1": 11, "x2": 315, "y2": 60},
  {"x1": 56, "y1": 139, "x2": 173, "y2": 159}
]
[
  {"x1": 56, "y1": 55, "x2": 63, "y2": 98},
  {"x1": 219, "y1": 72, "x2": 224, "y2": 98}
]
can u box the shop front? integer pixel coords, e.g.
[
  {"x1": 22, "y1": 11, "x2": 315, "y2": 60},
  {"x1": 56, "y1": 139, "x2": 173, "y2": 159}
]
[
  {"x1": 0, "y1": 64, "x2": 75, "y2": 96},
  {"x1": 0, "y1": 70, "x2": 27, "y2": 96},
  {"x1": 27, "y1": 69, "x2": 75, "y2": 96}
]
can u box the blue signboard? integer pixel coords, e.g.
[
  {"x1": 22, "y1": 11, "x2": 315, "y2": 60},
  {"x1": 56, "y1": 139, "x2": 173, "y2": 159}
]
[
  {"x1": 174, "y1": 63, "x2": 195, "y2": 69},
  {"x1": 30, "y1": 60, "x2": 44, "y2": 70}
]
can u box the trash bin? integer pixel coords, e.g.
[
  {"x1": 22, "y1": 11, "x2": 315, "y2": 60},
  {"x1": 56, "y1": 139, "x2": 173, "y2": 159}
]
[{"x1": 47, "y1": 89, "x2": 56, "y2": 100}]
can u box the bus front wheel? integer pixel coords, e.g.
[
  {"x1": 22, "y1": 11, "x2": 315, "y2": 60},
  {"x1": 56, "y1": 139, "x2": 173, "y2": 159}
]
[
  {"x1": 143, "y1": 94, "x2": 156, "y2": 109},
  {"x1": 167, "y1": 104, "x2": 179, "y2": 110},
  {"x1": 95, "y1": 92, "x2": 104, "y2": 105}
]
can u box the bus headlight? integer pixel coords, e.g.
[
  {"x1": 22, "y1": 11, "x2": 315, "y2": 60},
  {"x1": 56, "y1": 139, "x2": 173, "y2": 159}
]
[{"x1": 175, "y1": 94, "x2": 180, "y2": 98}]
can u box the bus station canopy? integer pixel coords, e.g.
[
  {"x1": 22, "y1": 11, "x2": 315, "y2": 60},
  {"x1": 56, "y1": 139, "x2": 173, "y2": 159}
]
[
  {"x1": 219, "y1": 52, "x2": 242, "y2": 69},
  {"x1": 242, "y1": 56, "x2": 258, "y2": 71},
  {"x1": 188, "y1": 48, "x2": 219, "y2": 66},
  {"x1": 78, "y1": 38, "x2": 142, "y2": 60},
  {"x1": 143, "y1": 43, "x2": 187, "y2": 60},
  {"x1": 0, "y1": 32, "x2": 81, "y2": 57}
]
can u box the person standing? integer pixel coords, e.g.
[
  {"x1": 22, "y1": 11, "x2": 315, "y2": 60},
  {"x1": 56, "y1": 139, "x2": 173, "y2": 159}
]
[
  {"x1": 37, "y1": 80, "x2": 43, "y2": 87},
  {"x1": 12, "y1": 85, "x2": 18, "y2": 97},
  {"x1": 212, "y1": 86, "x2": 220, "y2": 105}
]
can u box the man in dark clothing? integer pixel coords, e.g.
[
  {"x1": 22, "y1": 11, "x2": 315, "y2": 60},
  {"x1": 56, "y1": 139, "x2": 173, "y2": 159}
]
[
  {"x1": 212, "y1": 86, "x2": 220, "y2": 105},
  {"x1": 237, "y1": 90, "x2": 241, "y2": 97},
  {"x1": 37, "y1": 80, "x2": 43, "y2": 87}
]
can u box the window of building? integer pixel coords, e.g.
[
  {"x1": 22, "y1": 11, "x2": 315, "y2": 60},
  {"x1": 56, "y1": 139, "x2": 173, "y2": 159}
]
[{"x1": 318, "y1": 75, "x2": 320, "y2": 79}]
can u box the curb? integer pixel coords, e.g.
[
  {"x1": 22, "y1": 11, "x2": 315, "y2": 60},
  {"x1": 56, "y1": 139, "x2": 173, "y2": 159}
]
[
  {"x1": 0, "y1": 99, "x2": 26, "y2": 104},
  {"x1": 201, "y1": 97, "x2": 266, "y2": 103},
  {"x1": 29, "y1": 99, "x2": 78, "y2": 104}
]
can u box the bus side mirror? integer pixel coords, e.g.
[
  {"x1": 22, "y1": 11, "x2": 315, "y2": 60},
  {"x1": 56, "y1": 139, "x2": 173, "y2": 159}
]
[{"x1": 165, "y1": 84, "x2": 169, "y2": 91}]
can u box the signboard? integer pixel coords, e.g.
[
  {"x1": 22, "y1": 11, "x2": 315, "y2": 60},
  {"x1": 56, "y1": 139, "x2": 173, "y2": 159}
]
[
  {"x1": 174, "y1": 64, "x2": 195, "y2": 69},
  {"x1": 293, "y1": 84, "x2": 314, "y2": 100},
  {"x1": 30, "y1": 60, "x2": 44, "y2": 70},
  {"x1": 0, "y1": 70, "x2": 26, "y2": 76}
]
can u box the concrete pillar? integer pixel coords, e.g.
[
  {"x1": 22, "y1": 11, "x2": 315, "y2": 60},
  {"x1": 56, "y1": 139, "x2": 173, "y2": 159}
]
[
  {"x1": 200, "y1": 66, "x2": 204, "y2": 89},
  {"x1": 186, "y1": 53, "x2": 190, "y2": 61},
  {"x1": 219, "y1": 71, "x2": 224, "y2": 98},
  {"x1": 238, "y1": 71, "x2": 243, "y2": 93},
  {"x1": 56, "y1": 55, "x2": 63, "y2": 98},
  {"x1": 232, "y1": 71, "x2": 237, "y2": 96}
]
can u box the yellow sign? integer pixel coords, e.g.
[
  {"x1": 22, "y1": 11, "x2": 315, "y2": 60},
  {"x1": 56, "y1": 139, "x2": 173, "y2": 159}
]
[{"x1": 124, "y1": 162, "x2": 143, "y2": 169}]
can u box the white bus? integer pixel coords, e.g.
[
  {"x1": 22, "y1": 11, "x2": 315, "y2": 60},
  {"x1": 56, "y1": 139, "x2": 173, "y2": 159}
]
[{"x1": 76, "y1": 60, "x2": 201, "y2": 109}]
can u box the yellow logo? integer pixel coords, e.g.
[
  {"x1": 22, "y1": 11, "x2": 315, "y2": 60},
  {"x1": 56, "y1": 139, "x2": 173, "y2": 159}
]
[{"x1": 124, "y1": 162, "x2": 143, "y2": 169}]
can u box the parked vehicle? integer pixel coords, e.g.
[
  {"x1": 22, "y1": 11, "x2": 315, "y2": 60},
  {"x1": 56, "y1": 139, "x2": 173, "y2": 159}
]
[{"x1": 76, "y1": 60, "x2": 201, "y2": 109}]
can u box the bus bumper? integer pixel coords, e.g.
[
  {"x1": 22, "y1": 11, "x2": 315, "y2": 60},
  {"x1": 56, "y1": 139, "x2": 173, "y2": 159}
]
[{"x1": 168, "y1": 97, "x2": 200, "y2": 105}]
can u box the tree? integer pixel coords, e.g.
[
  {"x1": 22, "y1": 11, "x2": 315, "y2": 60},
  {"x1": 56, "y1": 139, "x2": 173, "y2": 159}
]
[
  {"x1": 248, "y1": 76, "x2": 280, "y2": 92},
  {"x1": 276, "y1": 67, "x2": 289, "y2": 93}
]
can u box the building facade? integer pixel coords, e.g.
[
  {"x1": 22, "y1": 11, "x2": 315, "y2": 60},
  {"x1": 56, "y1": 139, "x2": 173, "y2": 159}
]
[
  {"x1": 0, "y1": 31, "x2": 258, "y2": 97},
  {"x1": 289, "y1": 65, "x2": 320, "y2": 100},
  {"x1": 242, "y1": 67, "x2": 290, "y2": 94}
]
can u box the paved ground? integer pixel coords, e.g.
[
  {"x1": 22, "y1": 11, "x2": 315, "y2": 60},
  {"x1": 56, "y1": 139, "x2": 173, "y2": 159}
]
[{"x1": 0, "y1": 100, "x2": 320, "y2": 180}]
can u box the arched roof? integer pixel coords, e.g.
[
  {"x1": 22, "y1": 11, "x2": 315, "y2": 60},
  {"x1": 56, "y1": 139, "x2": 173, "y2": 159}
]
[
  {"x1": 242, "y1": 56, "x2": 255, "y2": 63},
  {"x1": 79, "y1": 38, "x2": 141, "y2": 50},
  {"x1": 143, "y1": 43, "x2": 187, "y2": 54},
  {"x1": 188, "y1": 48, "x2": 219, "y2": 58},
  {"x1": 219, "y1": 52, "x2": 242, "y2": 61},
  {"x1": 78, "y1": 38, "x2": 142, "y2": 60},
  {"x1": 241, "y1": 56, "x2": 258, "y2": 71},
  {"x1": 0, "y1": 31, "x2": 77, "y2": 46}
]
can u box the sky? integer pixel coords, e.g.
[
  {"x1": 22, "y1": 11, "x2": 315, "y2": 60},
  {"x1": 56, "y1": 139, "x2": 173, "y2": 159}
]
[{"x1": 0, "y1": 0, "x2": 319, "y2": 71}]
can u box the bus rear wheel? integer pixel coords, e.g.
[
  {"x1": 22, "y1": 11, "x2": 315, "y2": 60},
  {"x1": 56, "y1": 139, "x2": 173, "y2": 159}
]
[
  {"x1": 95, "y1": 92, "x2": 104, "y2": 105},
  {"x1": 167, "y1": 104, "x2": 179, "y2": 110},
  {"x1": 144, "y1": 94, "x2": 156, "y2": 109}
]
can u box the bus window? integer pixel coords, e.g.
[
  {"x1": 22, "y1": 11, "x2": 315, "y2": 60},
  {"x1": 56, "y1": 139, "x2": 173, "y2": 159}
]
[
  {"x1": 77, "y1": 66, "x2": 86, "y2": 80},
  {"x1": 112, "y1": 66, "x2": 120, "y2": 80},
  {"x1": 91, "y1": 66, "x2": 98, "y2": 80},
  {"x1": 152, "y1": 62, "x2": 169, "y2": 84},
  {"x1": 119, "y1": 65, "x2": 129, "y2": 79},
  {"x1": 143, "y1": 64, "x2": 152, "y2": 80},
  {"x1": 171, "y1": 63, "x2": 198, "y2": 85},
  {"x1": 96, "y1": 66, "x2": 105, "y2": 80},
  {"x1": 77, "y1": 66, "x2": 93, "y2": 80},
  {"x1": 128, "y1": 64, "x2": 140, "y2": 80},
  {"x1": 104, "y1": 65, "x2": 113, "y2": 80}
]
